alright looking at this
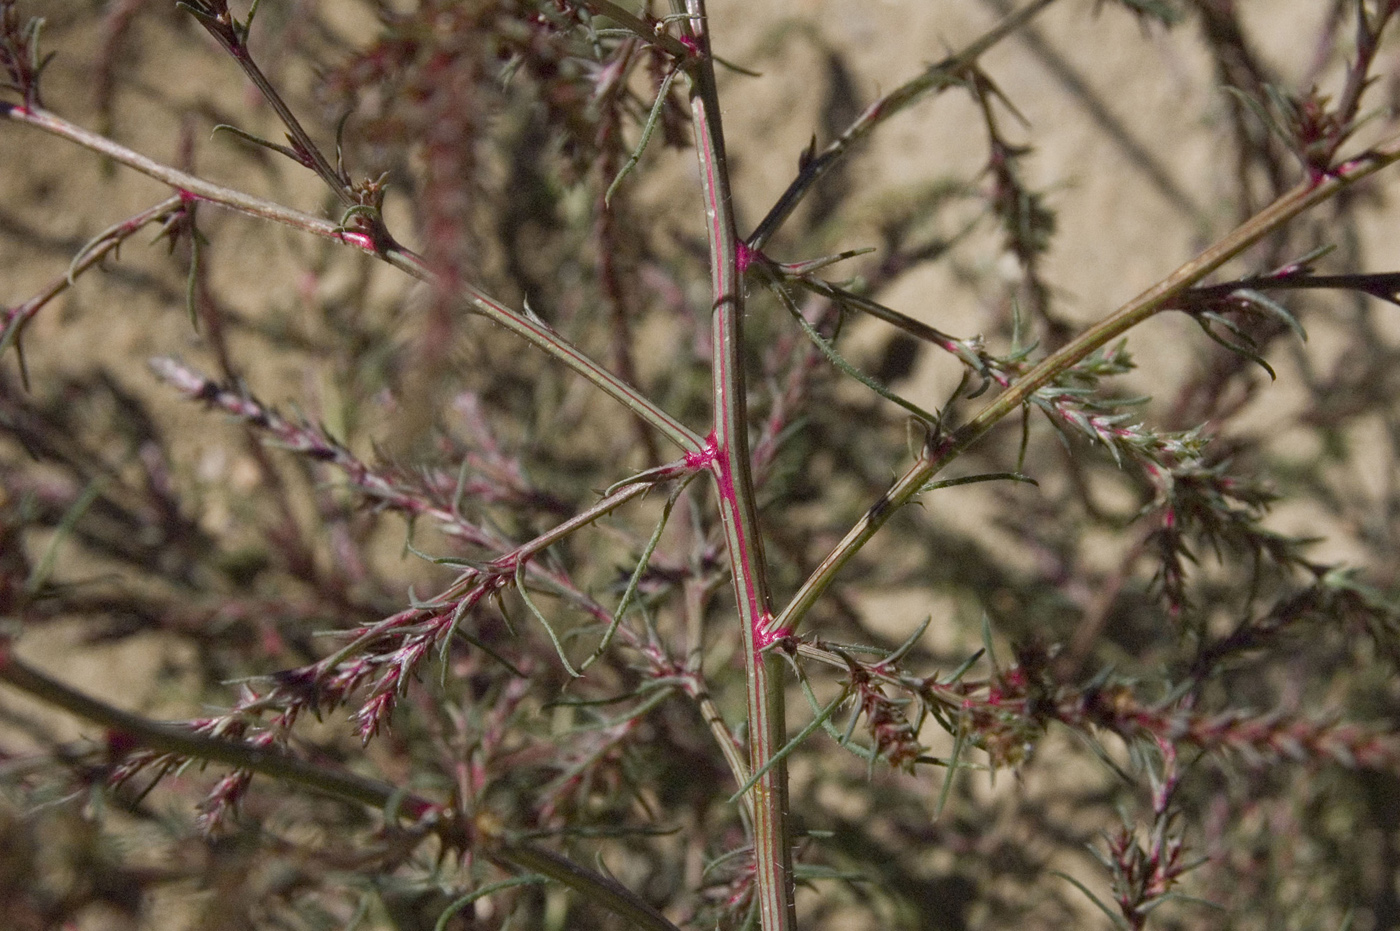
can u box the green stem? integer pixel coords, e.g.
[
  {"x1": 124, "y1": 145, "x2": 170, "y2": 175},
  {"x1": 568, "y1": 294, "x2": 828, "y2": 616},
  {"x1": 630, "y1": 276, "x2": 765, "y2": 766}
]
[
  {"x1": 675, "y1": 2, "x2": 795, "y2": 927},
  {"x1": 773, "y1": 136, "x2": 1400, "y2": 635}
]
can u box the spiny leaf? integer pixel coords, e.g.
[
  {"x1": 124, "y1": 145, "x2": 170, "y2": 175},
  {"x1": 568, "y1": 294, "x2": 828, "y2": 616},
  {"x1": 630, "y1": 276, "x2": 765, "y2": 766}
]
[
  {"x1": 730, "y1": 687, "x2": 848, "y2": 803},
  {"x1": 1052, "y1": 870, "x2": 1132, "y2": 930},
  {"x1": 763, "y1": 268, "x2": 941, "y2": 424},
  {"x1": 606, "y1": 64, "x2": 682, "y2": 207},
  {"x1": 1193, "y1": 312, "x2": 1277, "y2": 380},
  {"x1": 773, "y1": 247, "x2": 875, "y2": 277},
  {"x1": 934, "y1": 719, "x2": 967, "y2": 820},
  {"x1": 919, "y1": 471, "x2": 1038, "y2": 495},
  {"x1": 514, "y1": 559, "x2": 581, "y2": 677},
  {"x1": 1230, "y1": 288, "x2": 1307, "y2": 340},
  {"x1": 579, "y1": 476, "x2": 692, "y2": 673},
  {"x1": 435, "y1": 876, "x2": 549, "y2": 931},
  {"x1": 212, "y1": 123, "x2": 301, "y2": 162},
  {"x1": 25, "y1": 475, "x2": 107, "y2": 597},
  {"x1": 1106, "y1": 0, "x2": 1182, "y2": 25}
]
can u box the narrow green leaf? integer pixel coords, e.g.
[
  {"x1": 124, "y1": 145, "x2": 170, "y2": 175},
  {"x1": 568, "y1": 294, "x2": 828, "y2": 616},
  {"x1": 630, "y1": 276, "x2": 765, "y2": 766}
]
[
  {"x1": 606, "y1": 65, "x2": 681, "y2": 207},
  {"x1": 242, "y1": 0, "x2": 264, "y2": 40},
  {"x1": 25, "y1": 475, "x2": 106, "y2": 597},
  {"x1": 181, "y1": 219, "x2": 201, "y2": 329},
  {"x1": 1232, "y1": 287, "x2": 1307, "y2": 340},
  {"x1": 919, "y1": 471, "x2": 1038, "y2": 494},
  {"x1": 435, "y1": 876, "x2": 549, "y2": 931},
  {"x1": 933, "y1": 720, "x2": 966, "y2": 820},
  {"x1": 211, "y1": 122, "x2": 301, "y2": 161},
  {"x1": 581, "y1": 477, "x2": 691, "y2": 672},
  {"x1": 764, "y1": 269, "x2": 940, "y2": 424},
  {"x1": 514, "y1": 560, "x2": 581, "y2": 677},
  {"x1": 776, "y1": 247, "x2": 876, "y2": 277},
  {"x1": 879, "y1": 614, "x2": 931, "y2": 668},
  {"x1": 1193, "y1": 314, "x2": 1277, "y2": 380},
  {"x1": 943, "y1": 648, "x2": 985, "y2": 685},
  {"x1": 603, "y1": 458, "x2": 689, "y2": 497},
  {"x1": 980, "y1": 612, "x2": 999, "y2": 674},
  {"x1": 730, "y1": 687, "x2": 849, "y2": 803},
  {"x1": 1052, "y1": 870, "x2": 1131, "y2": 929}
]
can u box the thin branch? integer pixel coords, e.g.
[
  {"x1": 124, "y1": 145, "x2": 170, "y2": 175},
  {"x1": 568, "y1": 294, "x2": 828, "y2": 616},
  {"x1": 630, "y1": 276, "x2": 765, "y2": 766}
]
[
  {"x1": 747, "y1": 0, "x2": 1058, "y2": 250},
  {"x1": 0, "y1": 102, "x2": 703, "y2": 454},
  {"x1": 179, "y1": 0, "x2": 355, "y2": 205},
  {"x1": 2, "y1": 195, "x2": 185, "y2": 385}
]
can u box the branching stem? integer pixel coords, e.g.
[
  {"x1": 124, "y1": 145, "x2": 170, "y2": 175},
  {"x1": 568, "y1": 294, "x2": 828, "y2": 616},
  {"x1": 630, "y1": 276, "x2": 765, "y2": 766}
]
[
  {"x1": 0, "y1": 103, "x2": 703, "y2": 455},
  {"x1": 773, "y1": 136, "x2": 1400, "y2": 635},
  {"x1": 675, "y1": 1, "x2": 795, "y2": 926},
  {"x1": 747, "y1": 0, "x2": 1058, "y2": 250}
]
